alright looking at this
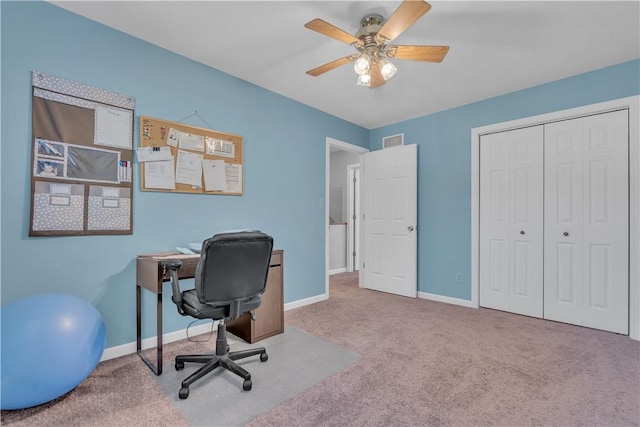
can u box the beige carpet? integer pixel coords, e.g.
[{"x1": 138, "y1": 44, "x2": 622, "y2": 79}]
[
  {"x1": 3, "y1": 272, "x2": 639, "y2": 426},
  {"x1": 249, "y1": 272, "x2": 640, "y2": 427}
]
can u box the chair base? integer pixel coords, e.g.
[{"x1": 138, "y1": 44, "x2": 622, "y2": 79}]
[{"x1": 174, "y1": 321, "x2": 267, "y2": 399}]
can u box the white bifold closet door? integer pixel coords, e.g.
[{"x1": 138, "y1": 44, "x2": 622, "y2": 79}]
[
  {"x1": 479, "y1": 126, "x2": 544, "y2": 317},
  {"x1": 544, "y1": 110, "x2": 629, "y2": 334},
  {"x1": 479, "y1": 109, "x2": 629, "y2": 334}
]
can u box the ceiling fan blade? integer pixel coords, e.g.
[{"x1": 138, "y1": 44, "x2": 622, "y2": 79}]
[
  {"x1": 306, "y1": 56, "x2": 354, "y2": 77},
  {"x1": 386, "y1": 45, "x2": 449, "y2": 62},
  {"x1": 376, "y1": 0, "x2": 432, "y2": 44},
  {"x1": 304, "y1": 19, "x2": 361, "y2": 46},
  {"x1": 369, "y1": 62, "x2": 386, "y2": 88}
]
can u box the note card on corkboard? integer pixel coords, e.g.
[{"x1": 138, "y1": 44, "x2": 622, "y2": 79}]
[{"x1": 138, "y1": 116, "x2": 243, "y2": 195}]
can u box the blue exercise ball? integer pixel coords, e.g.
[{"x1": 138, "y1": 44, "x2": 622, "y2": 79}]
[{"x1": 1, "y1": 293, "x2": 106, "y2": 410}]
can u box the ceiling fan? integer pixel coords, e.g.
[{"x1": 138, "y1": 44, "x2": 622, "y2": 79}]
[{"x1": 304, "y1": 0, "x2": 449, "y2": 88}]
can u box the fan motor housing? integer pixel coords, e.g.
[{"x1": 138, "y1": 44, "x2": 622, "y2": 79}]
[{"x1": 356, "y1": 14, "x2": 385, "y2": 45}]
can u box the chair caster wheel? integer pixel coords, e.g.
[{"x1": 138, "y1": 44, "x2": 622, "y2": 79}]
[
  {"x1": 243, "y1": 379, "x2": 252, "y2": 391},
  {"x1": 179, "y1": 387, "x2": 189, "y2": 399},
  {"x1": 260, "y1": 353, "x2": 268, "y2": 362},
  {"x1": 175, "y1": 361, "x2": 184, "y2": 370}
]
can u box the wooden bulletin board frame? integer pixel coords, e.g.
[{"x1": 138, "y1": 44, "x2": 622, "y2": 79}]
[{"x1": 139, "y1": 116, "x2": 243, "y2": 195}]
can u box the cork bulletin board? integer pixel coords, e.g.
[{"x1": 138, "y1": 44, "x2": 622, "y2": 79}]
[{"x1": 139, "y1": 116, "x2": 243, "y2": 195}]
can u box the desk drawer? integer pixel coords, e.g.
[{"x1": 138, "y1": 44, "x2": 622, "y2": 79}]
[
  {"x1": 136, "y1": 254, "x2": 200, "y2": 293},
  {"x1": 163, "y1": 257, "x2": 199, "y2": 281},
  {"x1": 227, "y1": 250, "x2": 284, "y2": 343},
  {"x1": 270, "y1": 251, "x2": 282, "y2": 267}
]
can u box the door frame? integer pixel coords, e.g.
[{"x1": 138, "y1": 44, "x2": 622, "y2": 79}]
[
  {"x1": 347, "y1": 163, "x2": 360, "y2": 273},
  {"x1": 325, "y1": 137, "x2": 368, "y2": 297},
  {"x1": 471, "y1": 95, "x2": 640, "y2": 340}
]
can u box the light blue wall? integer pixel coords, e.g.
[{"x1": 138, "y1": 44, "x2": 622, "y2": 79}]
[
  {"x1": 370, "y1": 59, "x2": 640, "y2": 300},
  {"x1": 1, "y1": 1, "x2": 368, "y2": 348},
  {"x1": 3, "y1": 1, "x2": 638, "y2": 350}
]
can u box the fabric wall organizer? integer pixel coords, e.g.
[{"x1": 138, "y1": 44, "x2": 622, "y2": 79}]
[{"x1": 29, "y1": 71, "x2": 136, "y2": 236}]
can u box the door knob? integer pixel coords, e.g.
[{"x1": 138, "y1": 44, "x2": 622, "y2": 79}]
[
  {"x1": 563, "y1": 232, "x2": 569, "y2": 236},
  {"x1": 520, "y1": 230, "x2": 525, "y2": 235},
  {"x1": 407, "y1": 226, "x2": 414, "y2": 232}
]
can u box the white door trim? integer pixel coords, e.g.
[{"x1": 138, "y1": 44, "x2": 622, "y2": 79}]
[
  {"x1": 347, "y1": 163, "x2": 360, "y2": 272},
  {"x1": 326, "y1": 137, "x2": 368, "y2": 297},
  {"x1": 471, "y1": 95, "x2": 640, "y2": 340}
]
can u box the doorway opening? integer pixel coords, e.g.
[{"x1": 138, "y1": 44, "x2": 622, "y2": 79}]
[{"x1": 325, "y1": 137, "x2": 368, "y2": 298}]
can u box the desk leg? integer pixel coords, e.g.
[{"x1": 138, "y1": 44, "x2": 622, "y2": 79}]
[{"x1": 136, "y1": 285, "x2": 163, "y2": 375}]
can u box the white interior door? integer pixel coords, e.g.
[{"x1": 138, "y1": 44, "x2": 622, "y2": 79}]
[
  {"x1": 544, "y1": 110, "x2": 629, "y2": 334},
  {"x1": 479, "y1": 126, "x2": 544, "y2": 317},
  {"x1": 360, "y1": 144, "x2": 417, "y2": 297}
]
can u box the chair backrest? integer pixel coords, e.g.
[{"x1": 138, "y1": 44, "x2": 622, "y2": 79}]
[{"x1": 195, "y1": 231, "x2": 273, "y2": 305}]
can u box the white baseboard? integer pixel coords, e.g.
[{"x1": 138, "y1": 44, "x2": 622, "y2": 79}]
[
  {"x1": 329, "y1": 268, "x2": 347, "y2": 275},
  {"x1": 284, "y1": 293, "x2": 327, "y2": 311},
  {"x1": 102, "y1": 284, "x2": 637, "y2": 363},
  {"x1": 418, "y1": 292, "x2": 477, "y2": 309},
  {"x1": 100, "y1": 321, "x2": 216, "y2": 362},
  {"x1": 104, "y1": 291, "x2": 477, "y2": 362},
  {"x1": 101, "y1": 294, "x2": 328, "y2": 362},
  {"x1": 101, "y1": 292, "x2": 472, "y2": 362}
]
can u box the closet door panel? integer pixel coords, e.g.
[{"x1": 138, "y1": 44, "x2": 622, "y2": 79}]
[
  {"x1": 581, "y1": 110, "x2": 628, "y2": 334},
  {"x1": 544, "y1": 121, "x2": 584, "y2": 324},
  {"x1": 480, "y1": 133, "x2": 511, "y2": 311},
  {"x1": 480, "y1": 126, "x2": 543, "y2": 317},
  {"x1": 545, "y1": 110, "x2": 628, "y2": 334},
  {"x1": 509, "y1": 128, "x2": 544, "y2": 317}
]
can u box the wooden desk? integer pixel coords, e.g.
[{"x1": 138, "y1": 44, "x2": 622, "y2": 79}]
[
  {"x1": 136, "y1": 250, "x2": 283, "y2": 375},
  {"x1": 227, "y1": 250, "x2": 284, "y2": 343}
]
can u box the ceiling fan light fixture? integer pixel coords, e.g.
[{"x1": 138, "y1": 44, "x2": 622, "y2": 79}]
[
  {"x1": 357, "y1": 72, "x2": 371, "y2": 87},
  {"x1": 354, "y1": 54, "x2": 371, "y2": 75},
  {"x1": 379, "y1": 58, "x2": 397, "y2": 81},
  {"x1": 304, "y1": 1, "x2": 450, "y2": 88}
]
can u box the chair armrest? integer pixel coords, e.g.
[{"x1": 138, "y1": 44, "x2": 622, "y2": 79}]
[
  {"x1": 164, "y1": 259, "x2": 183, "y2": 270},
  {"x1": 163, "y1": 259, "x2": 185, "y2": 315}
]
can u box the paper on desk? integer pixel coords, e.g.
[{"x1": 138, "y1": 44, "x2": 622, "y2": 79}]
[
  {"x1": 144, "y1": 158, "x2": 175, "y2": 189},
  {"x1": 136, "y1": 146, "x2": 172, "y2": 162},
  {"x1": 150, "y1": 253, "x2": 200, "y2": 260}
]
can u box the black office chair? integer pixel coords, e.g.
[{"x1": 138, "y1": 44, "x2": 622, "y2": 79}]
[{"x1": 164, "y1": 231, "x2": 274, "y2": 399}]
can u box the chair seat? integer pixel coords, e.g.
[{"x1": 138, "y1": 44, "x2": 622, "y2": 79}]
[{"x1": 180, "y1": 290, "x2": 262, "y2": 320}]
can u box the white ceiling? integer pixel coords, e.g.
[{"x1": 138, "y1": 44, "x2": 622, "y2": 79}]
[{"x1": 49, "y1": 1, "x2": 640, "y2": 129}]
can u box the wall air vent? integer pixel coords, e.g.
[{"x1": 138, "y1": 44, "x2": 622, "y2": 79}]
[{"x1": 382, "y1": 133, "x2": 404, "y2": 149}]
